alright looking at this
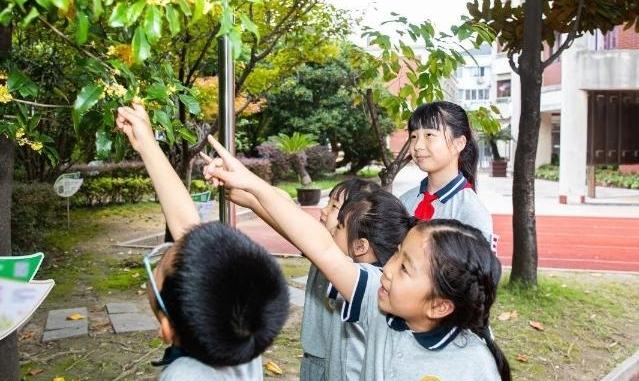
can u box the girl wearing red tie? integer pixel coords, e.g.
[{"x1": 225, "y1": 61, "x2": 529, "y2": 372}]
[{"x1": 398, "y1": 102, "x2": 496, "y2": 248}]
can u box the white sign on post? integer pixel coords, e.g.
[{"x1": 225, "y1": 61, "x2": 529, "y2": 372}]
[{"x1": 54, "y1": 172, "x2": 84, "y2": 229}]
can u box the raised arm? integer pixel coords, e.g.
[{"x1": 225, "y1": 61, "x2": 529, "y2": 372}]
[
  {"x1": 204, "y1": 136, "x2": 359, "y2": 301},
  {"x1": 116, "y1": 104, "x2": 199, "y2": 240}
]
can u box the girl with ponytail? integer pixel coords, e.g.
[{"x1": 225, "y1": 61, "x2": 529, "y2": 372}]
[{"x1": 399, "y1": 101, "x2": 494, "y2": 244}]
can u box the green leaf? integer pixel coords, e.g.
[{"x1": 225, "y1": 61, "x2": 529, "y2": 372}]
[
  {"x1": 75, "y1": 11, "x2": 90, "y2": 44},
  {"x1": 190, "y1": 0, "x2": 204, "y2": 24},
  {"x1": 108, "y1": 2, "x2": 127, "y2": 27},
  {"x1": 240, "y1": 14, "x2": 259, "y2": 42},
  {"x1": 143, "y1": 5, "x2": 162, "y2": 44},
  {"x1": 35, "y1": 0, "x2": 52, "y2": 9},
  {"x1": 95, "y1": 130, "x2": 113, "y2": 160},
  {"x1": 177, "y1": 0, "x2": 191, "y2": 16},
  {"x1": 20, "y1": 7, "x2": 40, "y2": 27},
  {"x1": 228, "y1": 25, "x2": 243, "y2": 60},
  {"x1": 165, "y1": 4, "x2": 181, "y2": 36},
  {"x1": 178, "y1": 127, "x2": 196, "y2": 144},
  {"x1": 51, "y1": 0, "x2": 69, "y2": 12},
  {"x1": 8, "y1": 70, "x2": 39, "y2": 98},
  {"x1": 91, "y1": 0, "x2": 103, "y2": 20},
  {"x1": 132, "y1": 26, "x2": 151, "y2": 63},
  {"x1": 146, "y1": 83, "x2": 167, "y2": 100},
  {"x1": 73, "y1": 84, "x2": 103, "y2": 115},
  {"x1": 178, "y1": 94, "x2": 201, "y2": 115},
  {"x1": 0, "y1": 5, "x2": 14, "y2": 27},
  {"x1": 153, "y1": 110, "x2": 174, "y2": 144},
  {"x1": 126, "y1": 0, "x2": 146, "y2": 26}
]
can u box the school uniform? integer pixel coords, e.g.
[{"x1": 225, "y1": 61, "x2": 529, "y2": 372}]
[
  {"x1": 399, "y1": 173, "x2": 495, "y2": 245},
  {"x1": 299, "y1": 264, "x2": 333, "y2": 381},
  {"x1": 323, "y1": 262, "x2": 382, "y2": 381},
  {"x1": 156, "y1": 346, "x2": 263, "y2": 381},
  {"x1": 342, "y1": 264, "x2": 501, "y2": 381}
]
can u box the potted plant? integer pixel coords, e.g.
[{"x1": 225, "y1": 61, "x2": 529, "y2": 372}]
[
  {"x1": 269, "y1": 132, "x2": 321, "y2": 205},
  {"x1": 469, "y1": 106, "x2": 512, "y2": 177}
]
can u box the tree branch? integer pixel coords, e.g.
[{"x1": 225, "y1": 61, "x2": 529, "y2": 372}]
[
  {"x1": 185, "y1": 23, "x2": 222, "y2": 86},
  {"x1": 542, "y1": 0, "x2": 585, "y2": 69},
  {"x1": 13, "y1": 99, "x2": 72, "y2": 108},
  {"x1": 364, "y1": 88, "x2": 391, "y2": 168},
  {"x1": 37, "y1": 16, "x2": 110, "y2": 70}
]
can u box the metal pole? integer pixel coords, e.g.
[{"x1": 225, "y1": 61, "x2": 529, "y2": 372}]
[{"x1": 218, "y1": 0, "x2": 236, "y2": 227}]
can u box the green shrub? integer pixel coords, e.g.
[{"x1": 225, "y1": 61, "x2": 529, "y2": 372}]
[
  {"x1": 73, "y1": 176, "x2": 154, "y2": 206},
  {"x1": 535, "y1": 164, "x2": 639, "y2": 189},
  {"x1": 11, "y1": 182, "x2": 62, "y2": 253}
]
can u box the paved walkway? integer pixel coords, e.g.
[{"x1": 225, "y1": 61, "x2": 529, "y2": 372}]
[{"x1": 237, "y1": 164, "x2": 639, "y2": 273}]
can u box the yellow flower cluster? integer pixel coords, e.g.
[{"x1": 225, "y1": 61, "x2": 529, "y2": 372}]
[
  {"x1": 106, "y1": 44, "x2": 134, "y2": 66},
  {"x1": 0, "y1": 85, "x2": 12, "y2": 103},
  {"x1": 15, "y1": 129, "x2": 44, "y2": 152},
  {"x1": 105, "y1": 82, "x2": 127, "y2": 98},
  {"x1": 0, "y1": 71, "x2": 7, "y2": 80}
]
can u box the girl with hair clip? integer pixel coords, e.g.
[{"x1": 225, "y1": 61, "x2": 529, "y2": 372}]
[
  {"x1": 203, "y1": 136, "x2": 511, "y2": 381},
  {"x1": 400, "y1": 101, "x2": 495, "y2": 247}
]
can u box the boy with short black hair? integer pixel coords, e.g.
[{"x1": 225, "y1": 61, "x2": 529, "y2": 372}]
[{"x1": 116, "y1": 104, "x2": 289, "y2": 380}]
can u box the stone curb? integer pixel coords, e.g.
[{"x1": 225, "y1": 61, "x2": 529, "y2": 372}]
[{"x1": 601, "y1": 350, "x2": 639, "y2": 381}]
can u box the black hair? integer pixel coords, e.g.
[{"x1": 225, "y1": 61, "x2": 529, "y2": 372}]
[
  {"x1": 408, "y1": 101, "x2": 479, "y2": 190},
  {"x1": 337, "y1": 190, "x2": 414, "y2": 265},
  {"x1": 415, "y1": 219, "x2": 510, "y2": 381},
  {"x1": 160, "y1": 222, "x2": 289, "y2": 367},
  {"x1": 329, "y1": 178, "x2": 381, "y2": 203}
]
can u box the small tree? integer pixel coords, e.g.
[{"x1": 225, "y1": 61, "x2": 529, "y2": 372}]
[
  {"x1": 269, "y1": 132, "x2": 317, "y2": 187},
  {"x1": 468, "y1": 0, "x2": 639, "y2": 286},
  {"x1": 468, "y1": 106, "x2": 511, "y2": 161}
]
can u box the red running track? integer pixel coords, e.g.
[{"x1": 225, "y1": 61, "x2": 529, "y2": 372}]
[{"x1": 237, "y1": 209, "x2": 639, "y2": 272}]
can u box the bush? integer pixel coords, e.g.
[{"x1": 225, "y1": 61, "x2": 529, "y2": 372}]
[
  {"x1": 535, "y1": 164, "x2": 639, "y2": 189},
  {"x1": 256, "y1": 142, "x2": 291, "y2": 183},
  {"x1": 11, "y1": 182, "x2": 62, "y2": 253},
  {"x1": 73, "y1": 176, "x2": 155, "y2": 206},
  {"x1": 305, "y1": 145, "x2": 336, "y2": 178},
  {"x1": 190, "y1": 179, "x2": 217, "y2": 197},
  {"x1": 239, "y1": 157, "x2": 273, "y2": 184}
]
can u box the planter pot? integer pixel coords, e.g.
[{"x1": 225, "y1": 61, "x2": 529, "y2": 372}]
[
  {"x1": 297, "y1": 188, "x2": 321, "y2": 206},
  {"x1": 491, "y1": 160, "x2": 508, "y2": 177}
]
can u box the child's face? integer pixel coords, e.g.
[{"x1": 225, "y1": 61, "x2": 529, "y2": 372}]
[
  {"x1": 378, "y1": 228, "x2": 437, "y2": 329},
  {"x1": 320, "y1": 192, "x2": 345, "y2": 234},
  {"x1": 409, "y1": 127, "x2": 462, "y2": 174},
  {"x1": 146, "y1": 246, "x2": 177, "y2": 344}
]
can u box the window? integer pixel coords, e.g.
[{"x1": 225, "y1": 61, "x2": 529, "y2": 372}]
[
  {"x1": 458, "y1": 90, "x2": 465, "y2": 100},
  {"x1": 471, "y1": 89, "x2": 477, "y2": 100},
  {"x1": 497, "y1": 80, "x2": 511, "y2": 98},
  {"x1": 470, "y1": 66, "x2": 485, "y2": 77},
  {"x1": 465, "y1": 89, "x2": 471, "y2": 100}
]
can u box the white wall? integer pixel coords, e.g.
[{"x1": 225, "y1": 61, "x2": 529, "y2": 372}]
[{"x1": 537, "y1": 113, "x2": 553, "y2": 167}]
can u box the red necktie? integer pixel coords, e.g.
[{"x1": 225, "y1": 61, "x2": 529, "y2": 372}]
[{"x1": 414, "y1": 192, "x2": 438, "y2": 220}]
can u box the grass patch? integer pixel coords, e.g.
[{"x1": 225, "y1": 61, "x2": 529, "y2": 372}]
[
  {"x1": 277, "y1": 257, "x2": 311, "y2": 279},
  {"x1": 356, "y1": 165, "x2": 382, "y2": 178},
  {"x1": 492, "y1": 272, "x2": 639, "y2": 380},
  {"x1": 276, "y1": 174, "x2": 350, "y2": 198}
]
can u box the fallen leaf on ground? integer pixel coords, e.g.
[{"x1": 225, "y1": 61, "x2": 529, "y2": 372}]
[
  {"x1": 66, "y1": 313, "x2": 85, "y2": 321},
  {"x1": 529, "y1": 320, "x2": 545, "y2": 331},
  {"x1": 27, "y1": 368, "x2": 43, "y2": 376},
  {"x1": 516, "y1": 354, "x2": 529, "y2": 362},
  {"x1": 53, "y1": 377, "x2": 66, "y2": 381},
  {"x1": 265, "y1": 361, "x2": 283, "y2": 375},
  {"x1": 497, "y1": 310, "x2": 518, "y2": 321}
]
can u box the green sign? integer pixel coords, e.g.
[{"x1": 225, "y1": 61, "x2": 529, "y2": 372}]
[
  {"x1": 191, "y1": 191, "x2": 211, "y2": 202},
  {"x1": 0, "y1": 252, "x2": 44, "y2": 282}
]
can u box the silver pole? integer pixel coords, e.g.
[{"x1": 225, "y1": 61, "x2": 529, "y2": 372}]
[{"x1": 218, "y1": 2, "x2": 236, "y2": 227}]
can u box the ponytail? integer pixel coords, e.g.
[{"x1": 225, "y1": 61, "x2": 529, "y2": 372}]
[{"x1": 417, "y1": 220, "x2": 511, "y2": 381}]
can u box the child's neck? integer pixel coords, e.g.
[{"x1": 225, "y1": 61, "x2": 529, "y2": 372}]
[
  {"x1": 405, "y1": 316, "x2": 438, "y2": 333},
  {"x1": 426, "y1": 164, "x2": 460, "y2": 194}
]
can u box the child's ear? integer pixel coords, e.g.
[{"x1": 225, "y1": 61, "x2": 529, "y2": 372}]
[
  {"x1": 158, "y1": 314, "x2": 175, "y2": 345},
  {"x1": 453, "y1": 135, "x2": 467, "y2": 155},
  {"x1": 352, "y1": 238, "x2": 370, "y2": 258},
  {"x1": 424, "y1": 297, "x2": 455, "y2": 320}
]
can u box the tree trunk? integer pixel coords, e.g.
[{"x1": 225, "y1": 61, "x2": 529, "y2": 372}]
[
  {"x1": 0, "y1": 136, "x2": 19, "y2": 381},
  {"x1": 510, "y1": 0, "x2": 543, "y2": 286},
  {"x1": 489, "y1": 139, "x2": 502, "y2": 161},
  {"x1": 293, "y1": 153, "x2": 312, "y2": 186}
]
